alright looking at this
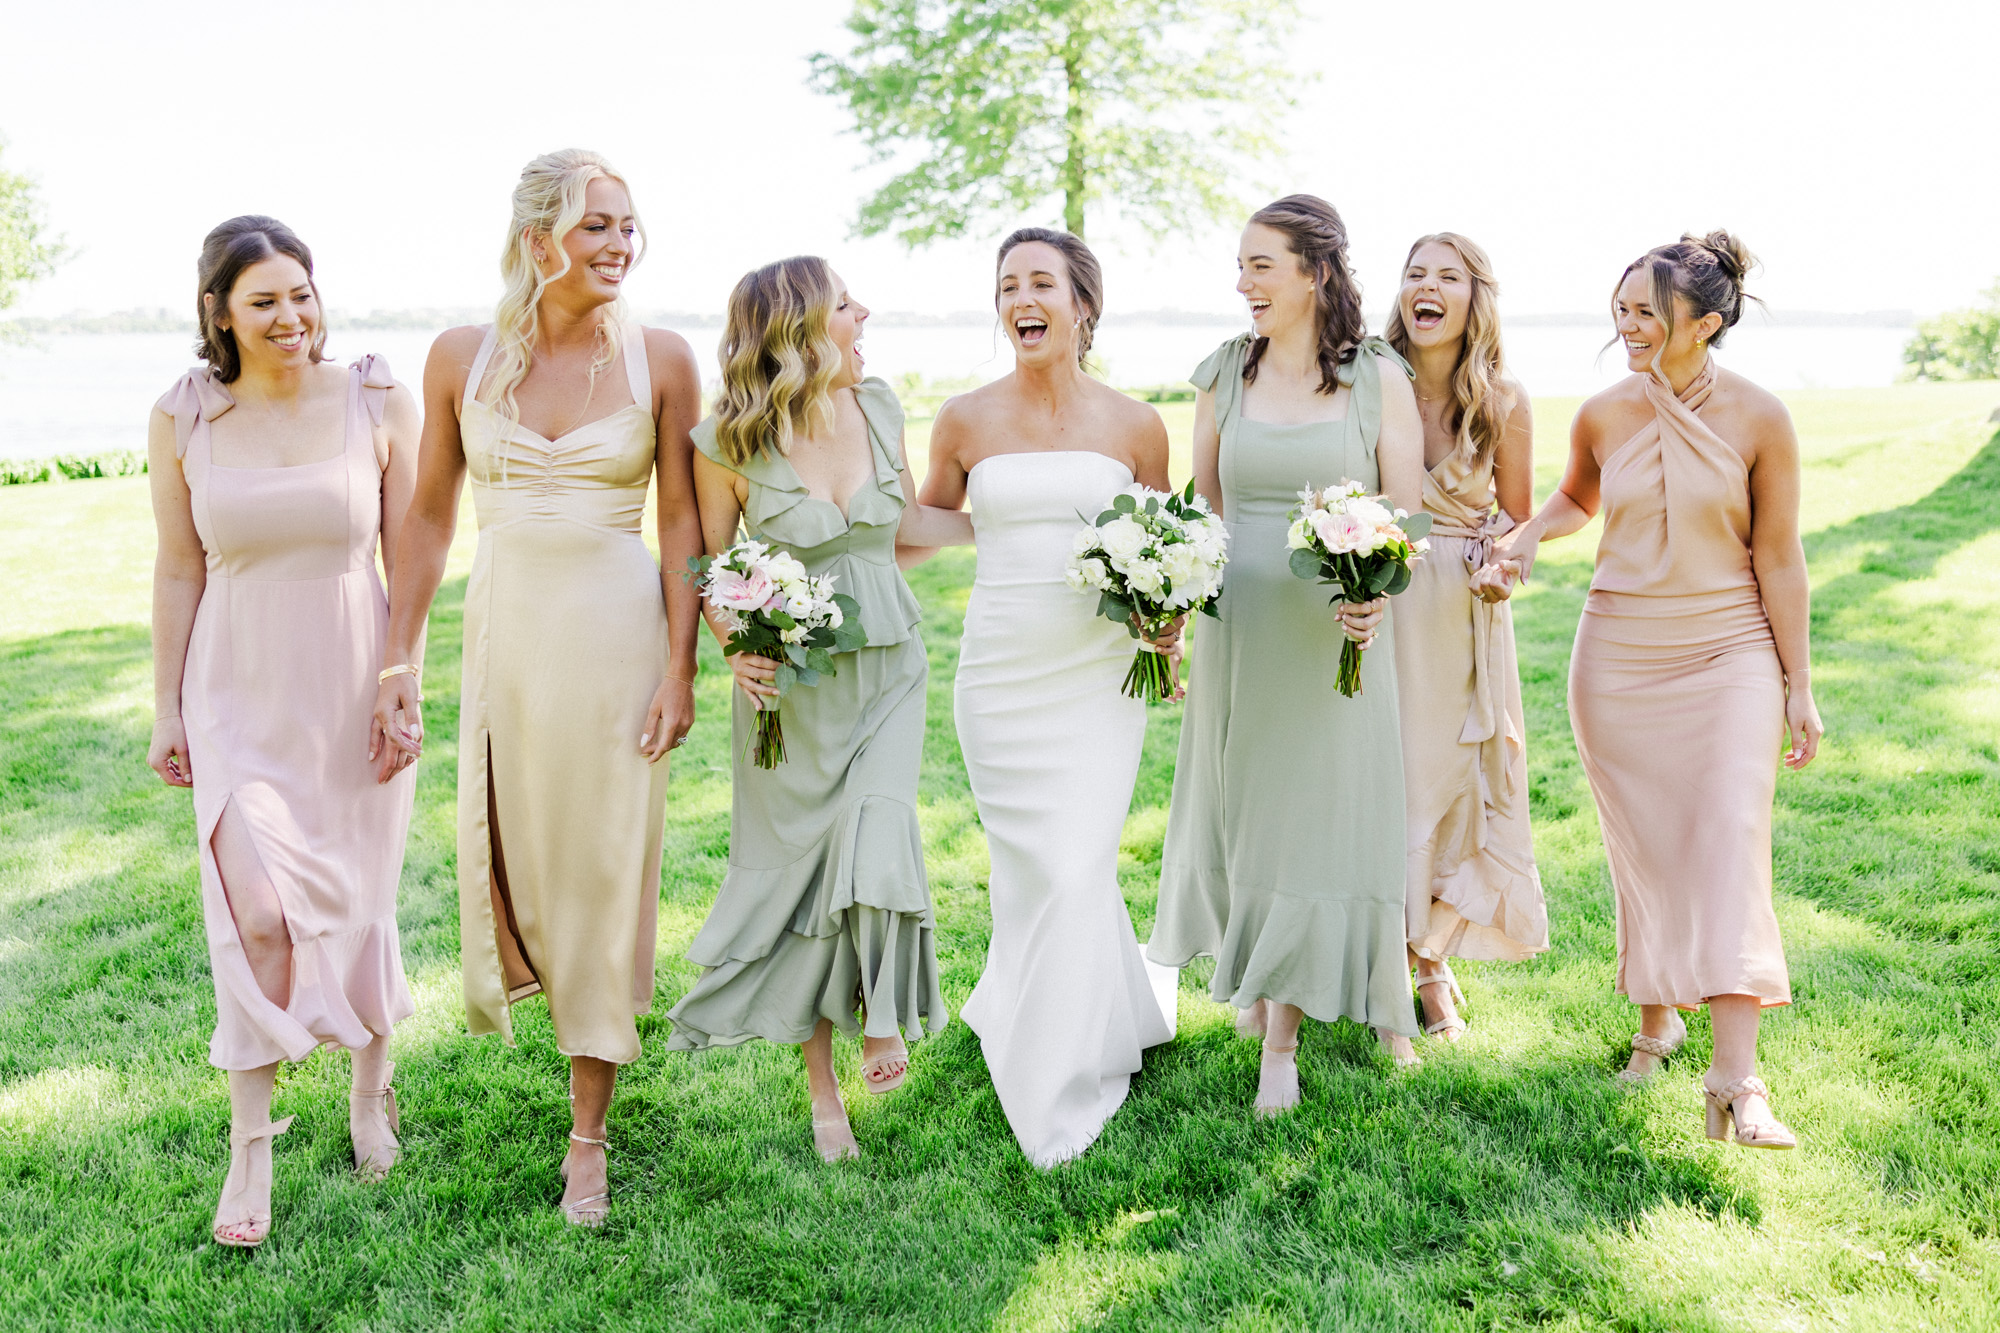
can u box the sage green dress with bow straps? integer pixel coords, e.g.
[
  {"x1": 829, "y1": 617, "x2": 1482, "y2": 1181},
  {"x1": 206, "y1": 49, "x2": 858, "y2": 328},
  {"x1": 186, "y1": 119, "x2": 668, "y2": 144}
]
[
  {"x1": 667, "y1": 379, "x2": 948, "y2": 1050},
  {"x1": 1147, "y1": 335, "x2": 1422, "y2": 1038}
]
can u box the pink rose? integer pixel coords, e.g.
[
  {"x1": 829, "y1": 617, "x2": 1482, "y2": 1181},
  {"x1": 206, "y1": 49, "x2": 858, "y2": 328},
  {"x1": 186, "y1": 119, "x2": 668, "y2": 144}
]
[{"x1": 709, "y1": 566, "x2": 775, "y2": 613}]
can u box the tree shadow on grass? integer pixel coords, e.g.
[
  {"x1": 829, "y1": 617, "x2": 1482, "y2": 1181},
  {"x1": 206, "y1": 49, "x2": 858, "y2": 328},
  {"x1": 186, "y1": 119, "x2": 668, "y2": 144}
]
[{"x1": 1802, "y1": 428, "x2": 2000, "y2": 596}]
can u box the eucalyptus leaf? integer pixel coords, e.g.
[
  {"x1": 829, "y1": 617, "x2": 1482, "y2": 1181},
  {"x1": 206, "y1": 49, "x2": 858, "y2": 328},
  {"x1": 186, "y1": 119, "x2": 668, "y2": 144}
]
[
  {"x1": 1401, "y1": 511, "x2": 1433, "y2": 541},
  {"x1": 1384, "y1": 564, "x2": 1412, "y2": 597},
  {"x1": 1112, "y1": 493, "x2": 1136, "y2": 514},
  {"x1": 805, "y1": 647, "x2": 836, "y2": 675},
  {"x1": 774, "y1": 663, "x2": 797, "y2": 693},
  {"x1": 1289, "y1": 547, "x2": 1322, "y2": 580}
]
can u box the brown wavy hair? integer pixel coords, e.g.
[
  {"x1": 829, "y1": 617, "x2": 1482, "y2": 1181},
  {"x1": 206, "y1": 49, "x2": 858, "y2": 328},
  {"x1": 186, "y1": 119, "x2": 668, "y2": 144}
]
[
  {"x1": 995, "y1": 226, "x2": 1103, "y2": 365},
  {"x1": 713, "y1": 256, "x2": 844, "y2": 467},
  {"x1": 1240, "y1": 194, "x2": 1367, "y2": 394},
  {"x1": 1383, "y1": 232, "x2": 1513, "y2": 463},
  {"x1": 1614, "y1": 230, "x2": 1761, "y2": 351},
  {"x1": 194, "y1": 216, "x2": 328, "y2": 383}
]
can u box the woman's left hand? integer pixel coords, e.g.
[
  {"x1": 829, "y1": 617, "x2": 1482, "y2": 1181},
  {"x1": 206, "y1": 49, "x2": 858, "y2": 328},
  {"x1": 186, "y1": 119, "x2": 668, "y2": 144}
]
[
  {"x1": 1337, "y1": 597, "x2": 1386, "y2": 648},
  {"x1": 1783, "y1": 680, "x2": 1823, "y2": 771},
  {"x1": 641, "y1": 674, "x2": 696, "y2": 763}
]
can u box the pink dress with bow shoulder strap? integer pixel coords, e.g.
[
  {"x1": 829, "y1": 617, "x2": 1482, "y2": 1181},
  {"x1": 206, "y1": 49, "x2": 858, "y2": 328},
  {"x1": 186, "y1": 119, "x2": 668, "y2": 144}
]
[{"x1": 158, "y1": 357, "x2": 417, "y2": 1070}]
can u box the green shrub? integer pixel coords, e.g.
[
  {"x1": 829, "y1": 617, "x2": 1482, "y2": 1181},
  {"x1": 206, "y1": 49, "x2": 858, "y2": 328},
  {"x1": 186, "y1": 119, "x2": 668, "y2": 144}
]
[
  {"x1": 1, "y1": 451, "x2": 147, "y2": 485},
  {"x1": 1904, "y1": 281, "x2": 2000, "y2": 380}
]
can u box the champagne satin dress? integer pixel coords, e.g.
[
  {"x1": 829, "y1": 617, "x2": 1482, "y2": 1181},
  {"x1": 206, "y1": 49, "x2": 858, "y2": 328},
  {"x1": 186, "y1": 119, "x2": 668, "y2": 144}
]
[
  {"x1": 159, "y1": 358, "x2": 416, "y2": 1070},
  {"x1": 1149, "y1": 335, "x2": 1421, "y2": 1037},
  {"x1": 455, "y1": 325, "x2": 673, "y2": 1064},
  {"x1": 1393, "y1": 445, "x2": 1548, "y2": 963},
  {"x1": 666, "y1": 380, "x2": 946, "y2": 1052},
  {"x1": 1569, "y1": 362, "x2": 1790, "y2": 1009}
]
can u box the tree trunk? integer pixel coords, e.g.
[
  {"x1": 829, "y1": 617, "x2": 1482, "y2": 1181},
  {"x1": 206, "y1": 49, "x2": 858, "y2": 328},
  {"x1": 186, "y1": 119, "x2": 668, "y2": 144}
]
[{"x1": 1062, "y1": 27, "x2": 1087, "y2": 239}]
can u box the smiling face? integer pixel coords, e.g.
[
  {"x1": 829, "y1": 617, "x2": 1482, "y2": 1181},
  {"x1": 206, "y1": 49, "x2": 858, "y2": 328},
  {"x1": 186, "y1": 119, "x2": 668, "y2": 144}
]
[
  {"x1": 825, "y1": 268, "x2": 870, "y2": 389},
  {"x1": 1613, "y1": 267, "x2": 1718, "y2": 373},
  {"x1": 1237, "y1": 222, "x2": 1317, "y2": 338},
  {"x1": 537, "y1": 175, "x2": 637, "y2": 304},
  {"x1": 211, "y1": 253, "x2": 318, "y2": 375},
  {"x1": 1397, "y1": 241, "x2": 1473, "y2": 351},
  {"x1": 997, "y1": 241, "x2": 1082, "y2": 366}
]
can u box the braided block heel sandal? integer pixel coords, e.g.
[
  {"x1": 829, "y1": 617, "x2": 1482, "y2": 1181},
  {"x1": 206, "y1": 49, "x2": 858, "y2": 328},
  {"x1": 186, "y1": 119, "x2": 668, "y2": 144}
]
[
  {"x1": 350, "y1": 1061, "x2": 401, "y2": 1182},
  {"x1": 212, "y1": 1115, "x2": 294, "y2": 1249},
  {"x1": 1704, "y1": 1076, "x2": 1797, "y2": 1150},
  {"x1": 558, "y1": 1132, "x2": 612, "y2": 1227},
  {"x1": 1615, "y1": 1025, "x2": 1687, "y2": 1084},
  {"x1": 1416, "y1": 962, "x2": 1468, "y2": 1041}
]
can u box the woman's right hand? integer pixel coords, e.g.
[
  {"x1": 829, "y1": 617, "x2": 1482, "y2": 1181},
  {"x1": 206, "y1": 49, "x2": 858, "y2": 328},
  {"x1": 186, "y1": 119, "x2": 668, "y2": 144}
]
[
  {"x1": 729, "y1": 651, "x2": 781, "y2": 710},
  {"x1": 1487, "y1": 522, "x2": 1541, "y2": 585},
  {"x1": 149, "y1": 717, "x2": 193, "y2": 787},
  {"x1": 371, "y1": 675, "x2": 424, "y2": 784},
  {"x1": 1337, "y1": 598, "x2": 1386, "y2": 649}
]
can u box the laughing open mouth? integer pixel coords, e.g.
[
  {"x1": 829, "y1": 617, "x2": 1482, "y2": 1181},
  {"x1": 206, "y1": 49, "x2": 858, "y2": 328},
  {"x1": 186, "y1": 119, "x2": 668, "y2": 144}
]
[
  {"x1": 1412, "y1": 299, "x2": 1445, "y2": 330},
  {"x1": 1015, "y1": 317, "x2": 1048, "y2": 347}
]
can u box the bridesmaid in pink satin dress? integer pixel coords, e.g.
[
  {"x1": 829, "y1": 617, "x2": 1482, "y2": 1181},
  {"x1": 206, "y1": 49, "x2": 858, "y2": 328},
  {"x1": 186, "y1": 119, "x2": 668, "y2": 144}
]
[
  {"x1": 1488, "y1": 232, "x2": 1823, "y2": 1150},
  {"x1": 147, "y1": 217, "x2": 421, "y2": 1246}
]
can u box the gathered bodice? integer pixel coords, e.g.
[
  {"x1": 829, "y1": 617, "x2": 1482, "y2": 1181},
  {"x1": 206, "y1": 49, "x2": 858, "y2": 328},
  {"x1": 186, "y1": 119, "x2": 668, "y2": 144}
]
[
  {"x1": 160, "y1": 357, "x2": 393, "y2": 582},
  {"x1": 1196, "y1": 334, "x2": 1407, "y2": 531},
  {"x1": 694, "y1": 378, "x2": 921, "y2": 647},
  {"x1": 966, "y1": 450, "x2": 1134, "y2": 590},
  {"x1": 1593, "y1": 361, "x2": 1757, "y2": 598},
  {"x1": 460, "y1": 325, "x2": 657, "y2": 535}
]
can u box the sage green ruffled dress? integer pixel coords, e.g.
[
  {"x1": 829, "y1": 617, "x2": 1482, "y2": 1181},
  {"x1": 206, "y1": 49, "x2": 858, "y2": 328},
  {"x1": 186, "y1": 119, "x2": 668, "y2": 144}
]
[
  {"x1": 667, "y1": 379, "x2": 948, "y2": 1050},
  {"x1": 1147, "y1": 335, "x2": 1421, "y2": 1037}
]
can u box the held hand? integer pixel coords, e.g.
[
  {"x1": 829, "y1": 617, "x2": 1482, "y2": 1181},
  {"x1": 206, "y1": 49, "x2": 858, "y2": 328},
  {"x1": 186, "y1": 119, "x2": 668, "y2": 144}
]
[
  {"x1": 1136, "y1": 613, "x2": 1185, "y2": 654},
  {"x1": 1471, "y1": 560, "x2": 1520, "y2": 604},
  {"x1": 149, "y1": 717, "x2": 194, "y2": 788},
  {"x1": 371, "y1": 676, "x2": 424, "y2": 787},
  {"x1": 1488, "y1": 526, "x2": 1539, "y2": 585},
  {"x1": 1783, "y1": 682, "x2": 1824, "y2": 771},
  {"x1": 640, "y1": 675, "x2": 696, "y2": 763},
  {"x1": 1337, "y1": 597, "x2": 1386, "y2": 649},
  {"x1": 729, "y1": 652, "x2": 781, "y2": 711}
]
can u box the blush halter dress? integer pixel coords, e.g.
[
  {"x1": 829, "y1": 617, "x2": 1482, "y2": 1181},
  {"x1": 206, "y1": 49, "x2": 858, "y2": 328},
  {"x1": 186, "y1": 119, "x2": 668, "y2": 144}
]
[
  {"x1": 158, "y1": 357, "x2": 417, "y2": 1070},
  {"x1": 1568, "y1": 361, "x2": 1790, "y2": 1010}
]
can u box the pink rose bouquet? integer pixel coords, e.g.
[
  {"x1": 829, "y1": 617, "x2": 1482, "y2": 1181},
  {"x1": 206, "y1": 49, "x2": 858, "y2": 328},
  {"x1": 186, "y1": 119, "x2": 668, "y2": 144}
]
[
  {"x1": 1287, "y1": 480, "x2": 1432, "y2": 697},
  {"x1": 689, "y1": 538, "x2": 865, "y2": 768}
]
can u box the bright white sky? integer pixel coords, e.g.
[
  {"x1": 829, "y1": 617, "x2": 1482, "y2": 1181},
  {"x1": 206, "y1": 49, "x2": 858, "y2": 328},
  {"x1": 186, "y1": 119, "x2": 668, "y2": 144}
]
[{"x1": 3, "y1": 0, "x2": 1994, "y2": 322}]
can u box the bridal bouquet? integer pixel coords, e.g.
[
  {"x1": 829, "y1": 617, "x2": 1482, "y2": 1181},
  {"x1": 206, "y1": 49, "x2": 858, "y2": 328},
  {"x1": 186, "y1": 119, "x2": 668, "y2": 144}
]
[
  {"x1": 1287, "y1": 481, "x2": 1432, "y2": 697},
  {"x1": 1065, "y1": 480, "x2": 1230, "y2": 701},
  {"x1": 690, "y1": 538, "x2": 865, "y2": 768}
]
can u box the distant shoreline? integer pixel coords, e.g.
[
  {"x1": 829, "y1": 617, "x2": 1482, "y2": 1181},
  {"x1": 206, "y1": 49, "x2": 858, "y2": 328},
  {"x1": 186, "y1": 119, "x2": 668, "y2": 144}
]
[{"x1": 0, "y1": 307, "x2": 1920, "y2": 336}]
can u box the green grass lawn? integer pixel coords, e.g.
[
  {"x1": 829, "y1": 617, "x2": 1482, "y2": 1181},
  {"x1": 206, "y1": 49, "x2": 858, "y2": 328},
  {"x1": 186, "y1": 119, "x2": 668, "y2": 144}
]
[{"x1": 2, "y1": 381, "x2": 1998, "y2": 1331}]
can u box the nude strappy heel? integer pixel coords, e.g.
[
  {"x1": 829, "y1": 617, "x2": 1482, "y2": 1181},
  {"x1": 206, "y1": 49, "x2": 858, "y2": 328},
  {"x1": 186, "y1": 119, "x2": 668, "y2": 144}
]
[
  {"x1": 350, "y1": 1061, "x2": 400, "y2": 1182},
  {"x1": 212, "y1": 1115, "x2": 294, "y2": 1248},
  {"x1": 558, "y1": 1132, "x2": 611, "y2": 1227},
  {"x1": 1253, "y1": 1043, "x2": 1300, "y2": 1118},
  {"x1": 1375, "y1": 1028, "x2": 1421, "y2": 1070},
  {"x1": 1615, "y1": 1025, "x2": 1687, "y2": 1084},
  {"x1": 860, "y1": 1042, "x2": 909, "y2": 1096},
  {"x1": 1415, "y1": 962, "x2": 1467, "y2": 1040},
  {"x1": 812, "y1": 1111, "x2": 861, "y2": 1162},
  {"x1": 1704, "y1": 1076, "x2": 1797, "y2": 1150},
  {"x1": 1235, "y1": 999, "x2": 1268, "y2": 1040}
]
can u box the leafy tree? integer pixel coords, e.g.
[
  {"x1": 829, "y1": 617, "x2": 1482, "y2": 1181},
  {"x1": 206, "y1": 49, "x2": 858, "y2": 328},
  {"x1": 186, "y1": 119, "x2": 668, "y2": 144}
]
[
  {"x1": 1903, "y1": 282, "x2": 2000, "y2": 381},
  {"x1": 0, "y1": 138, "x2": 67, "y2": 343},
  {"x1": 810, "y1": 0, "x2": 1303, "y2": 246}
]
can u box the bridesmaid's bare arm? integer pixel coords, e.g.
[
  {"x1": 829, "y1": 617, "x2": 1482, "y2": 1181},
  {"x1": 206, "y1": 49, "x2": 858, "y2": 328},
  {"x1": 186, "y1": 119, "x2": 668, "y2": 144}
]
[
  {"x1": 1472, "y1": 385, "x2": 1537, "y2": 603},
  {"x1": 1489, "y1": 391, "x2": 1609, "y2": 584},
  {"x1": 1743, "y1": 389, "x2": 1823, "y2": 770},
  {"x1": 1190, "y1": 389, "x2": 1222, "y2": 517},
  {"x1": 373, "y1": 326, "x2": 479, "y2": 760},
  {"x1": 1121, "y1": 391, "x2": 1173, "y2": 494},
  {"x1": 692, "y1": 451, "x2": 778, "y2": 708},
  {"x1": 371, "y1": 379, "x2": 423, "y2": 781},
  {"x1": 905, "y1": 395, "x2": 975, "y2": 569},
  {"x1": 643, "y1": 328, "x2": 702, "y2": 760},
  {"x1": 1374, "y1": 353, "x2": 1424, "y2": 517},
  {"x1": 893, "y1": 412, "x2": 975, "y2": 567},
  {"x1": 146, "y1": 407, "x2": 203, "y2": 788}
]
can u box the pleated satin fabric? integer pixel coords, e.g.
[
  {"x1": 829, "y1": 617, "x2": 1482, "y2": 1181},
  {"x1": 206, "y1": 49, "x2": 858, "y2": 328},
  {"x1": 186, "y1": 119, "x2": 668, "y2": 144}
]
[
  {"x1": 160, "y1": 358, "x2": 416, "y2": 1070},
  {"x1": 666, "y1": 379, "x2": 947, "y2": 1051},
  {"x1": 455, "y1": 326, "x2": 672, "y2": 1064},
  {"x1": 1393, "y1": 445, "x2": 1548, "y2": 963},
  {"x1": 1569, "y1": 362, "x2": 1790, "y2": 1008}
]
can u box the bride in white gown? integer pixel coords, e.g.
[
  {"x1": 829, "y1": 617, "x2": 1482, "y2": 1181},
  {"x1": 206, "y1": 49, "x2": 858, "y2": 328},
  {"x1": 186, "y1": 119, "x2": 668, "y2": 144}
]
[{"x1": 915, "y1": 228, "x2": 1179, "y2": 1167}]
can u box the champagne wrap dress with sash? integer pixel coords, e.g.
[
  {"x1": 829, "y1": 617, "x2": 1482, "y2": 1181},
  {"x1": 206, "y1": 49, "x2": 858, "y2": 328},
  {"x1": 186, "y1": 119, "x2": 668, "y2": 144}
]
[
  {"x1": 456, "y1": 325, "x2": 672, "y2": 1065},
  {"x1": 1393, "y1": 443, "x2": 1548, "y2": 962},
  {"x1": 160, "y1": 358, "x2": 417, "y2": 1070},
  {"x1": 1569, "y1": 362, "x2": 1790, "y2": 1008},
  {"x1": 667, "y1": 379, "x2": 947, "y2": 1050},
  {"x1": 1148, "y1": 335, "x2": 1422, "y2": 1037}
]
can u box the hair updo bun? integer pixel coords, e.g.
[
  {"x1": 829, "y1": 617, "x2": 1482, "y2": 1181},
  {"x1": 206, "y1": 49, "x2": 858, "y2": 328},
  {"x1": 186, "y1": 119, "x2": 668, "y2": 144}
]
[{"x1": 1614, "y1": 230, "x2": 1762, "y2": 348}]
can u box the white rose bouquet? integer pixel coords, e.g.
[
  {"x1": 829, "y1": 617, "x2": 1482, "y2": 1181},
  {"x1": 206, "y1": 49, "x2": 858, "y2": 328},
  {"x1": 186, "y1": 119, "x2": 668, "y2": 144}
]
[
  {"x1": 689, "y1": 538, "x2": 866, "y2": 769},
  {"x1": 1065, "y1": 480, "x2": 1230, "y2": 701},
  {"x1": 1287, "y1": 480, "x2": 1433, "y2": 698}
]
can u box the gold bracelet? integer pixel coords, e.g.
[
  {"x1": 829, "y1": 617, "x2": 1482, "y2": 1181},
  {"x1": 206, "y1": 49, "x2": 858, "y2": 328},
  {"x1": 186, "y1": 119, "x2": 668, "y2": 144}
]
[
  {"x1": 378, "y1": 664, "x2": 420, "y2": 684},
  {"x1": 665, "y1": 673, "x2": 695, "y2": 687}
]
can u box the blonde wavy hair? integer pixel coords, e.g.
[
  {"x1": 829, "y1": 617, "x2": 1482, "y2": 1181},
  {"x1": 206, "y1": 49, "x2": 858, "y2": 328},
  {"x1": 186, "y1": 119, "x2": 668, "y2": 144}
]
[
  {"x1": 479, "y1": 149, "x2": 645, "y2": 469},
  {"x1": 713, "y1": 256, "x2": 843, "y2": 468},
  {"x1": 1383, "y1": 232, "x2": 1513, "y2": 463}
]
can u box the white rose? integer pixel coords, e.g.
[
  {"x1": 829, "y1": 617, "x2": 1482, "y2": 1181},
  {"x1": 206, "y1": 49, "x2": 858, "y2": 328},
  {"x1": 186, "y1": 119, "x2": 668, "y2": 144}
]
[
  {"x1": 1349, "y1": 498, "x2": 1394, "y2": 530},
  {"x1": 781, "y1": 622, "x2": 811, "y2": 644},
  {"x1": 1124, "y1": 558, "x2": 1165, "y2": 596},
  {"x1": 1413, "y1": 537, "x2": 1432, "y2": 554},
  {"x1": 1064, "y1": 563, "x2": 1089, "y2": 592},
  {"x1": 827, "y1": 602, "x2": 844, "y2": 629},
  {"x1": 1098, "y1": 516, "x2": 1148, "y2": 562},
  {"x1": 1286, "y1": 517, "x2": 1311, "y2": 550},
  {"x1": 1080, "y1": 556, "x2": 1111, "y2": 590},
  {"x1": 1161, "y1": 543, "x2": 1204, "y2": 588},
  {"x1": 1072, "y1": 528, "x2": 1099, "y2": 556},
  {"x1": 767, "y1": 552, "x2": 808, "y2": 585},
  {"x1": 784, "y1": 590, "x2": 815, "y2": 618}
]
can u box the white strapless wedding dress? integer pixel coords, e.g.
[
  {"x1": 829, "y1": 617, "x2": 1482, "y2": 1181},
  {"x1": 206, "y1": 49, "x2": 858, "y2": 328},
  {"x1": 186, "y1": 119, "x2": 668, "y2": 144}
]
[{"x1": 955, "y1": 450, "x2": 1177, "y2": 1168}]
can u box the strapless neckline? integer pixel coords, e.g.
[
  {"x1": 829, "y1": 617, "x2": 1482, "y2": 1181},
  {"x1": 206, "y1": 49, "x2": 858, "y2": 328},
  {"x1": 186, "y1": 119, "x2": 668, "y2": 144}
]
[{"x1": 969, "y1": 450, "x2": 1133, "y2": 481}]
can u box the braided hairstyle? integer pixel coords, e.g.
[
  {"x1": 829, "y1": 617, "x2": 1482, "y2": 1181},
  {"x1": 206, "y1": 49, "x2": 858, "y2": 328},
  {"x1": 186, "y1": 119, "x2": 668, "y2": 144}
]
[
  {"x1": 1241, "y1": 194, "x2": 1367, "y2": 395},
  {"x1": 1615, "y1": 230, "x2": 1761, "y2": 348}
]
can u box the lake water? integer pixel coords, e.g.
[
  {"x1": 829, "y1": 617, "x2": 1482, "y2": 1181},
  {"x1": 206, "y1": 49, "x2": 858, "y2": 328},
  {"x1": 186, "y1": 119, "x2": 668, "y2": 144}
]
[{"x1": 0, "y1": 320, "x2": 1914, "y2": 460}]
